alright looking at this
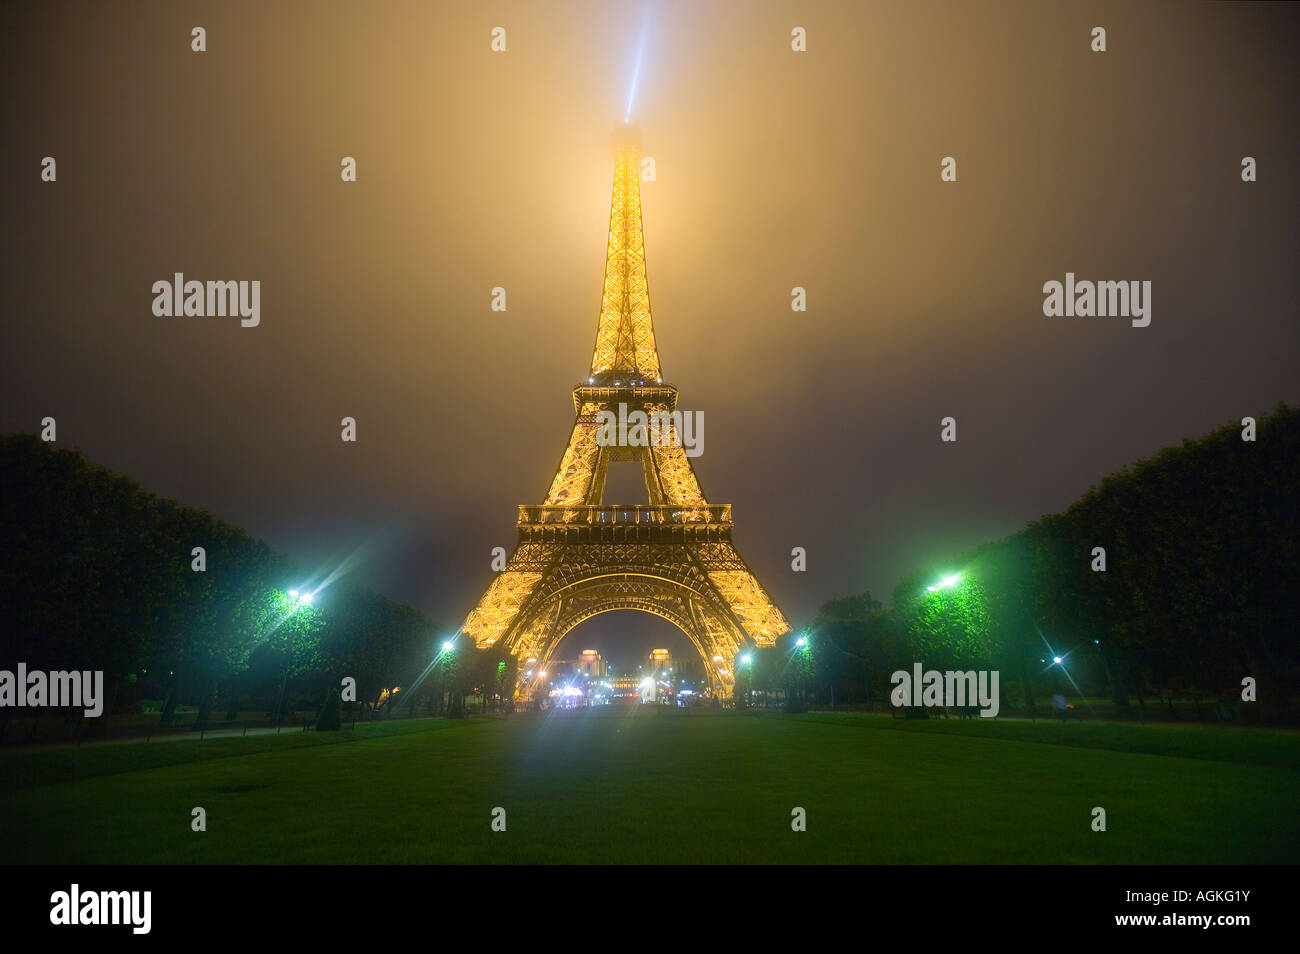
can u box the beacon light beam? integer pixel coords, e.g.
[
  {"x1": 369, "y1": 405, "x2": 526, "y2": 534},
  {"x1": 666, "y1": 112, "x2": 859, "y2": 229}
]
[{"x1": 623, "y1": 9, "x2": 650, "y2": 123}]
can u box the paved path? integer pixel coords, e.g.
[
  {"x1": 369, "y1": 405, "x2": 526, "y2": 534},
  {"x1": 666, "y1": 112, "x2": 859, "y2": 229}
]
[{"x1": 0, "y1": 719, "x2": 411, "y2": 754}]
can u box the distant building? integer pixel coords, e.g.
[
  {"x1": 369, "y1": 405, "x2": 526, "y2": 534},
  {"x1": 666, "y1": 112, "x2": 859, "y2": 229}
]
[
  {"x1": 643, "y1": 650, "x2": 676, "y2": 703},
  {"x1": 607, "y1": 675, "x2": 641, "y2": 701},
  {"x1": 577, "y1": 649, "x2": 606, "y2": 677},
  {"x1": 648, "y1": 648, "x2": 673, "y2": 677}
]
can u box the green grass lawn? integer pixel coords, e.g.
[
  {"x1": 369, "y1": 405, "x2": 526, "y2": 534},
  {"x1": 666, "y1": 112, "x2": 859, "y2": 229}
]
[{"x1": 1, "y1": 709, "x2": 1295, "y2": 864}]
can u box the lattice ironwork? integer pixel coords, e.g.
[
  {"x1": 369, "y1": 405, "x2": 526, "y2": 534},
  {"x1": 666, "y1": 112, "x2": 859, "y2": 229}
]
[
  {"x1": 462, "y1": 570, "x2": 543, "y2": 644},
  {"x1": 461, "y1": 139, "x2": 789, "y2": 696},
  {"x1": 544, "y1": 402, "x2": 603, "y2": 506},
  {"x1": 590, "y1": 145, "x2": 660, "y2": 380}
]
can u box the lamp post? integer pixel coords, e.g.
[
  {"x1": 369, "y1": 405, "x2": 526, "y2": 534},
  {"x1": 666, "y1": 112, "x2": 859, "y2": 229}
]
[
  {"x1": 785, "y1": 633, "x2": 811, "y2": 712},
  {"x1": 436, "y1": 638, "x2": 456, "y2": 715},
  {"x1": 275, "y1": 590, "x2": 313, "y2": 731},
  {"x1": 738, "y1": 652, "x2": 753, "y2": 708}
]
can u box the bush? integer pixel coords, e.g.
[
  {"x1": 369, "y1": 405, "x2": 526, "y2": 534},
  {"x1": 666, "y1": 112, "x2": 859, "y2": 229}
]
[{"x1": 315, "y1": 691, "x2": 341, "y2": 731}]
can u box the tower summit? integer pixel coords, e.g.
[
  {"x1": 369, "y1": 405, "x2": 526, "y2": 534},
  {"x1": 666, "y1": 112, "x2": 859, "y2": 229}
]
[
  {"x1": 461, "y1": 137, "x2": 789, "y2": 700},
  {"x1": 590, "y1": 127, "x2": 660, "y2": 383}
]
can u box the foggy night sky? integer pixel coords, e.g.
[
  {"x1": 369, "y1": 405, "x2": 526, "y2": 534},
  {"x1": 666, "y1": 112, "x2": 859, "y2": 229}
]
[{"x1": 3, "y1": 1, "x2": 1297, "y2": 665}]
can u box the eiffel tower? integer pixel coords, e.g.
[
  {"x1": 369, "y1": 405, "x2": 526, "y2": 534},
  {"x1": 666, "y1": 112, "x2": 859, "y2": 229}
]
[{"x1": 462, "y1": 133, "x2": 789, "y2": 698}]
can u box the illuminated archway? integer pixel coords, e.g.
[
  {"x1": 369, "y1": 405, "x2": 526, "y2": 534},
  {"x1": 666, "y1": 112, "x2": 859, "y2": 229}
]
[{"x1": 505, "y1": 571, "x2": 749, "y2": 698}]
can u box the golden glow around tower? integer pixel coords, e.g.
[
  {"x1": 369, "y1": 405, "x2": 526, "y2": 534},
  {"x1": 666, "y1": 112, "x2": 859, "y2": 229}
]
[{"x1": 460, "y1": 140, "x2": 789, "y2": 699}]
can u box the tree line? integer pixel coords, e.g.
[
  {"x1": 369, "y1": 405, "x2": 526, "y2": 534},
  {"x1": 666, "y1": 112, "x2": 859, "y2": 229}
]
[
  {"x1": 739, "y1": 405, "x2": 1299, "y2": 723},
  {"x1": 4, "y1": 403, "x2": 1295, "y2": 729},
  {"x1": 0, "y1": 434, "x2": 450, "y2": 727}
]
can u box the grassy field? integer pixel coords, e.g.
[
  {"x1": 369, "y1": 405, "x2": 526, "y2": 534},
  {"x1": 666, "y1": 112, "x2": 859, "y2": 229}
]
[{"x1": 1, "y1": 708, "x2": 1295, "y2": 864}]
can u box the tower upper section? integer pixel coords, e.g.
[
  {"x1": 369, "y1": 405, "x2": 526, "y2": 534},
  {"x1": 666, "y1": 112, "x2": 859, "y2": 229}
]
[{"x1": 588, "y1": 137, "x2": 662, "y2": 384}]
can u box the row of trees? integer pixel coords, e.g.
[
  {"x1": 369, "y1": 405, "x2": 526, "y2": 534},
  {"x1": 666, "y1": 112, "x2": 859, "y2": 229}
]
[
  {"x1": 740, "y1": 404, "x2": 1299, "y2": 722},
  {"x1": 5, "y1": 403, "x2": 1295, "y2": 727},
  {"x1": 0, "y1": 435, "x2": 444, "y2": 726}
]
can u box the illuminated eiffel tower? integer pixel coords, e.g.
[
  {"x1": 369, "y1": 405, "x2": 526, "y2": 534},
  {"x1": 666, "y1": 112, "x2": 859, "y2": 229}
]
[{"x1": 462, "y1": 133, "x2": 789, "y2": 698}]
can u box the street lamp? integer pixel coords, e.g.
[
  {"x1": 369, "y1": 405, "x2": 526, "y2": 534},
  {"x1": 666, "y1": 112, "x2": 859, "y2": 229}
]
[
  {"x1": 927, "y1": 573, "x2": 962, "y2": 593},
  {"x1": 275, "y1": 587, "x2": 313, "y2": 729},
  {"x1": 433, "y1": 637, "x2": 458, "y2": 715}
]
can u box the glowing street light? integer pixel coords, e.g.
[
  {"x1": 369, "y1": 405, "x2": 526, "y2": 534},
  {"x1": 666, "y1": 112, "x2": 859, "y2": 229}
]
[
  {"x1": 442, "y1": 639, "x2": 455, "y2": 652},
  {"x1": 739, "y1": 654, "x2": 752, "y2": 666},
  {"x1": 795, "y1": 635, "x2": 808, "y2": 648},
  {"x1": 275, "y1": 588, "x2": 314, "y2": 728}
]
